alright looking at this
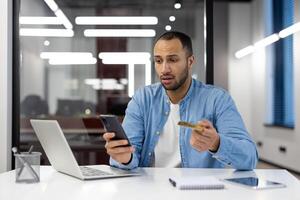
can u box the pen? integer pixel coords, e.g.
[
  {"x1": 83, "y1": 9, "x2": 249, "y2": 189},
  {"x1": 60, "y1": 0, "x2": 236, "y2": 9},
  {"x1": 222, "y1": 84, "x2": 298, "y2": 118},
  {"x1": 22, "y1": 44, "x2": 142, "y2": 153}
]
[
  {"x1": 17, "y1": 145, "x2": 34, "y2": 177},
  {"x1": 169, "y1": 178, "x2": 177, "y2": 187}
]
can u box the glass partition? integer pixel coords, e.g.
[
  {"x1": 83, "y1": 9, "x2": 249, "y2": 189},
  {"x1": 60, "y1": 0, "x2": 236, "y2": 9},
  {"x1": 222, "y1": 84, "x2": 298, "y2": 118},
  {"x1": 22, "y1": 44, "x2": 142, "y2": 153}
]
[{"x1": 18, "y1": 0, "x2": 205, "y2": 165}]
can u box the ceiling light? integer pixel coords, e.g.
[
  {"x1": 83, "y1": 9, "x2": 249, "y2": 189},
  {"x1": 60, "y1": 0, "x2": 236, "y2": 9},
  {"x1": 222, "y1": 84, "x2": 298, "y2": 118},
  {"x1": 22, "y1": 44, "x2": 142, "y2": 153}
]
[
  {"x1": 20, "y1": 28, "x2": 74, "y2": 37},
  {"x1": 235, "y1": 46, "x2": 254, "y2": 59},
  {"x1": 75, "y1": 16, "x2": 158, "y2": 25},
  {"x1": 92, "y1": 84, "x2": 124, "y2": 91},
  {"x1": 169, "y1": 16, "x2": 176, "y2": 22},
  {"x1": 254, "y1": 34, "x2": 279, "y2": 49},
  {"x1": 234, "y1": 34, "x2": 279, "y2": 59},
  {"x1": 165, "y1": 25, "x2": 172, "y2": 31},
  {"x1": 44, "y1": 40, "x2": 50, "y2": 46},
  {"x1": 85, "y1": 78, "x2": 101, "y2": 85},
  {"x1": 19, "y1": 17, "x2": 62, "y2": 25},
  {"x1": 174, "y1": 3, "x2": 181, "y2": 9},
  {"x1": 279, "y1": 22, "x2": 300, "y2": 38},
  {"x1": 40, "y1": 52, "x2": 93, "y2": 59},
  {"x1": 85, "y1": 79, "x2": 125, "y2": 91},
  {"x1": 99, "y1": 52, "x2": 151, "y2": 64},
  {"x1": 128, "y1": 64, "x2": 135, "y2": 97},
  {"x1": 98, "y1": 52, "x2": 152, "y2": 97},
  {"x1": 84, "y1": 29, "x2": 156, "y2": 37},
  {"x1": 55, "y1": 9, "x2": 73, "y2": 29},
  {"x1": 48, "y1": 57, "x2": 97, "y2": 65},
  {"x1": 44, "y1": 0, "x2": 58, "y2": 12},
  {"x1": 40, "y1": 52, "x2": 96, "y2": 65}
]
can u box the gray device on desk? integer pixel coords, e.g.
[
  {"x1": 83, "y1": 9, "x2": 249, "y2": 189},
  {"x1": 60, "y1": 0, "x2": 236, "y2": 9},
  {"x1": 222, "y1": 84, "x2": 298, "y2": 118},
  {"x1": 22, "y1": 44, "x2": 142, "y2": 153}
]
[
  {"x1": 223, "y1": 177, "x2": 286, "y2": 189},
  {"x1": 30, "y1": 119, "x2": 140, "y2": 180},
  {"x1": 99, "y1": 115, "x2": 131, "y2": 146}
]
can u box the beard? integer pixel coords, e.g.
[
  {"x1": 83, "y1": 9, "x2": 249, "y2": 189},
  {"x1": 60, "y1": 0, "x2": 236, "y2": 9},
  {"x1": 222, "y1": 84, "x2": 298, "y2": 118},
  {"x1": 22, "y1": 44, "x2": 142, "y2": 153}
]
[{"x1": 160, "y1": 66, "x2": 189, "y2": 91}]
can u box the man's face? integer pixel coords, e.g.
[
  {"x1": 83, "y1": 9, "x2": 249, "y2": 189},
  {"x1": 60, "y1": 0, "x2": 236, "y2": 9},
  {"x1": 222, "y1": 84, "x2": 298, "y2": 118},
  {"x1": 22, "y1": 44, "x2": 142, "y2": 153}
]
[{"x1": 154, "y1": 38, "x2": 194, "y2": 91}]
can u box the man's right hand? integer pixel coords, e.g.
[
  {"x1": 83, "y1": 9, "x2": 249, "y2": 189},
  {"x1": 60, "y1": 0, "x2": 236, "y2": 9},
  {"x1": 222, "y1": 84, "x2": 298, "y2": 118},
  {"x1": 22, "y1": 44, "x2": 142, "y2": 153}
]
[{"x1": 103, "y1": 132, "x2": 135, "y2": 164}]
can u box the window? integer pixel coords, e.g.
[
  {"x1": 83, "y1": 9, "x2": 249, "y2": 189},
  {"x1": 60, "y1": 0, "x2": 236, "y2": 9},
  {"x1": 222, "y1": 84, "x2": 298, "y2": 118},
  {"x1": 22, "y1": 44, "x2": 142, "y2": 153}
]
[{"x1": 265, "y1": 0, "x2": 294, "y2": 128}]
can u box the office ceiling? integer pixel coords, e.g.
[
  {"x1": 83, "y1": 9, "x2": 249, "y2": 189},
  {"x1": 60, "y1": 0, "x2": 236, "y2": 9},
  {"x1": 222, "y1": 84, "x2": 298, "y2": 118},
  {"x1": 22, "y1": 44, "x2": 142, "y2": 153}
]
[
  {"x1": 55, "y1": 0, "x2": 199, "y2": 9},
  {"x1": 55, "y1": 0, "x2": 252, "y2": 9}
]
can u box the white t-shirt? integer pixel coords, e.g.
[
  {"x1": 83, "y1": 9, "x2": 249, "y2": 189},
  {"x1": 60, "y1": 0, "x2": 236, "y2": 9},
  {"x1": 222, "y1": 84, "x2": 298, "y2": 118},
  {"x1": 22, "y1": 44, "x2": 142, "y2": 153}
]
[{"x1": 154, "y1": 103, "x2": 181, "y2": 167}]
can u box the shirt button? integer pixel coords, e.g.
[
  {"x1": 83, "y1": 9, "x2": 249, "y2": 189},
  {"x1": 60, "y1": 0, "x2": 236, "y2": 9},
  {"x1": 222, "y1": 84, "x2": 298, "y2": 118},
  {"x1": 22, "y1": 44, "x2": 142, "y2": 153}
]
[
  {"x1": 148, "y1": 153, "x2": 152, "y2": 156},
  {"x1": 156, "y1": 131, "x2": 160, "y2": 135},
  {"x1": 165, "y1": 111, "x2": 169, "y2": 115}
]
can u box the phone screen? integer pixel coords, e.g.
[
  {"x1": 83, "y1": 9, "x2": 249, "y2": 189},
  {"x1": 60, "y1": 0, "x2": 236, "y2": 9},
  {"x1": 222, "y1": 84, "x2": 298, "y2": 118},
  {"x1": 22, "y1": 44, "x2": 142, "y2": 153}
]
[
  {"x1": 224, "y1": 177, "x2": 285, "y2": 189},
  {"x1": 100, "y1": 115, "x2": 131, "y2": 146}
]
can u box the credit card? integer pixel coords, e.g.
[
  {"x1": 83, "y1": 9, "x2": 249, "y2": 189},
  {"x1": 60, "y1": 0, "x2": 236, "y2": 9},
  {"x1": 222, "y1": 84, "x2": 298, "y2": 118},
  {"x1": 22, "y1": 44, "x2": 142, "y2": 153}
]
[{"x1": 177, "y1": 121, "x2": 204, "y2": 132}]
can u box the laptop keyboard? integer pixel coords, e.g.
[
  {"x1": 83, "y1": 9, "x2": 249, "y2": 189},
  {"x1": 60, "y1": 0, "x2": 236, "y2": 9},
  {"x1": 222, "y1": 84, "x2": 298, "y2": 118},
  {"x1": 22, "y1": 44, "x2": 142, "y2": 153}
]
[{"x1": 80, "y1": 166, "x2": 113, "y2": 177}]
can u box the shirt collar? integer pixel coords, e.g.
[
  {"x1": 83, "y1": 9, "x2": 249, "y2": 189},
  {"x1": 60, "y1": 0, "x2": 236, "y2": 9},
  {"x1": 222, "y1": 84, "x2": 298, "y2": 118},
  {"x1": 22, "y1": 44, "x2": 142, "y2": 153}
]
[{"x1": 162, "y1": 78, "x2": 196, "y2": 105}]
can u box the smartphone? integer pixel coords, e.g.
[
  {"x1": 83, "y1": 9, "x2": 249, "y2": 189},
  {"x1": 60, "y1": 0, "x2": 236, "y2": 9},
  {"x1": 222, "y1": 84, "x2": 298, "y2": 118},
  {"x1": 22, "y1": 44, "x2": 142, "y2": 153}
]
[
  {"x1": 99, "y1": 115, "x2": 131, "y2": 146},
  {"x1": 223, "y1": 177, "x2": 286, "y2": 189}
]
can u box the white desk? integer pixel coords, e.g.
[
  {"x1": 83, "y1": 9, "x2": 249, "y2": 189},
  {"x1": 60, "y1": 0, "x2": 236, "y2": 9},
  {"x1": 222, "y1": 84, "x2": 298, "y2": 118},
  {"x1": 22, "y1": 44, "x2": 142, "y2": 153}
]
[{"x1": 0, "y1": 166, "x2": 299, "y2": 200}]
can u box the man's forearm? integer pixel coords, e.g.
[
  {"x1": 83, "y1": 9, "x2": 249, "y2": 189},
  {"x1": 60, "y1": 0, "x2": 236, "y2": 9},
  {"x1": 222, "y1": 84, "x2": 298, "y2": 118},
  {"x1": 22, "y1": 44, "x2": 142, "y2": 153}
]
[{"x1": 211, "y1": 134, "x2": 258, "y2": 170}]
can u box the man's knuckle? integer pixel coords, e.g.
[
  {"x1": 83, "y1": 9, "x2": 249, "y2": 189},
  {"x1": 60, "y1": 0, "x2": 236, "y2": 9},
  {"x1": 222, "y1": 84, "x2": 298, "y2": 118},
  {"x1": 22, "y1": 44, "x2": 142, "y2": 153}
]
[{"x1": 191, "y1": 140, "x2": 197, "y2": 146}]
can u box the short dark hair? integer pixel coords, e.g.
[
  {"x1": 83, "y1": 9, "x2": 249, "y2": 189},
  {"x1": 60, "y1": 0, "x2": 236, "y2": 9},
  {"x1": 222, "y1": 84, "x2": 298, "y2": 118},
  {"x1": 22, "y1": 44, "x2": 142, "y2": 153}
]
[{"x1": 155, "y1": 31, "x2": 193, "y2": 56}]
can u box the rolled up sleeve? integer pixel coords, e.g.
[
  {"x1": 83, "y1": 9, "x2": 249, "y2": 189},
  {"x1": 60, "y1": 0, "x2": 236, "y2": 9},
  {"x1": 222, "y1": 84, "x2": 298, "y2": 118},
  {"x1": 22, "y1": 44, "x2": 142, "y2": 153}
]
[
  {"x1": 109, "y1": 91, "x2": 145, "y2": 170},
  {"x1": 211, "y1": 91, "x2": 258, "y2": 170}
]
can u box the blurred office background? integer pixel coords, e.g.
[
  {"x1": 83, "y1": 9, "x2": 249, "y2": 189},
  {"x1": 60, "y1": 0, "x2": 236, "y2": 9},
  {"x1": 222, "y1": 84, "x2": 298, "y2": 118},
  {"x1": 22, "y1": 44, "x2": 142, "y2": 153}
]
[
  {"x1": 17, "y1": 0, "x2": 207, "y2": 166},
  {"x1": 1, "y1": 0, "x2": 300, "y2": 175}
]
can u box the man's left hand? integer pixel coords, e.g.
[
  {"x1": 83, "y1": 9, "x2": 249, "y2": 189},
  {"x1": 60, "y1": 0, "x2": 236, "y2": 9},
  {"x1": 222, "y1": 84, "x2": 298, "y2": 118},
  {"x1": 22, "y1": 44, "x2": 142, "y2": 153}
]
[{"x1": 190, "y1": 120, "x2": 220, "y2": 152}]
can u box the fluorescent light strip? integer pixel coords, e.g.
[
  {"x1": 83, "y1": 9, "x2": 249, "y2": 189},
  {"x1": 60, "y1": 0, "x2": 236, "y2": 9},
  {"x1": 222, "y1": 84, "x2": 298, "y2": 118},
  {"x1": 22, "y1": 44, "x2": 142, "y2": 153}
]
[
  {"x1": 145, "y1": 60, "x2": 152, "y2": 86},
  {"x1": 42, "y1": 0, "x2": 73, "y2": 29},
  {"x1": 75, "y1": 16, "x2": 158, "y2": 25},
  {"x1": 102, "y1": 59, "x2": 149, "y2": 65},
  {"x1": 48, "y1": 57, "x2": 97, "y2": 65},
  {"x1": 93, "y1": 84, "x2": 124, "y2": 91},
  {"x1": 44, "y1": 0, "x2": 58, "y2": 12},
  {"x1": 85, "y1": 79, "x2": 125, "y2": 91},
  {"x1": 19, "y1": 17, "x2": 62, "y2": 25},
  {"x1": 40, "y1": 52, "x2": 96, "y2": 65},
  {"x1": 279, "y1": 22, "x2": 300, "y2": 38},
  {"x1": 84, "y1": 29, "x2": 156, "y2": 37},
  {"x1": 254, "y1": 34, "x2": 279, "y2": 48},
  {"x1": 236, "y1": 21, "x2": 300, "y2": 58},
  {"x1": 55, "y1": 9, "x2": 73, "y2": 29},
  {"x1": 128, "y1": 64, "x2": 135, "y2": 97},
  {"x1": 98, "y1": 52, "x2": 152, "y2": 97},
  {"x1": 40, "y1": 52, "x2": 93, "y2": 59},
  {"x1": 100, "y1": 52, "x2": 151, "y2": 58},
  {"x1": 235, "y1": 45, "x2": 254, "y2": 59},
  {"x1": 85, "y1": 78, "x2": 101, "y2": 85},
  {"x1": 20, "y1": 28, "x2": 74, "y2": 37},
  {"x1": 235, "y1": 34, "x2": 280, "y2": 59},
  {"x1": 99, "y1": 52, "x2": 151, "y2": 64}
]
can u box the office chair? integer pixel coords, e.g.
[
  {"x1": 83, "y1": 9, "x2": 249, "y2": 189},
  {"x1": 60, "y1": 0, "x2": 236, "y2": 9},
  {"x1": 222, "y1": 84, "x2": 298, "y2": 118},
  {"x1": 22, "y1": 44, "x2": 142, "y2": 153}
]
[{"x1": 21, "y1": 95, "x2": 49, "y2": 117}]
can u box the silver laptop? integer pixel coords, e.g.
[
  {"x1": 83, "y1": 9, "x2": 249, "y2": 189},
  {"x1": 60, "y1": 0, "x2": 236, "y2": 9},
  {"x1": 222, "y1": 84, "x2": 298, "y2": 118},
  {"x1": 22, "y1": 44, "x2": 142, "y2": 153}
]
[{"x1": 30, "y1": 119, "x2": 140, "y2": 180}]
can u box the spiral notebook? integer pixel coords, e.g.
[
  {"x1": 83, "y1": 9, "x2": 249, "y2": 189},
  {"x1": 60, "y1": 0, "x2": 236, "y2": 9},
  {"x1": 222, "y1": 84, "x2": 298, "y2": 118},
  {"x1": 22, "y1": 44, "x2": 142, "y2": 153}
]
[{"x1": 169, "y1": 176, "x2": 225, "y2": 190}]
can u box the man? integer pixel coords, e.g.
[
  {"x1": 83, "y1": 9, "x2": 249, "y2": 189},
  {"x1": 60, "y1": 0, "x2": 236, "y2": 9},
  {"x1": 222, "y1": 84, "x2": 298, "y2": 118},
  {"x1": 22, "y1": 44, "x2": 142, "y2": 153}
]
[{"x1": 103, "y1": 31, "x2": 258, "y2": 170}]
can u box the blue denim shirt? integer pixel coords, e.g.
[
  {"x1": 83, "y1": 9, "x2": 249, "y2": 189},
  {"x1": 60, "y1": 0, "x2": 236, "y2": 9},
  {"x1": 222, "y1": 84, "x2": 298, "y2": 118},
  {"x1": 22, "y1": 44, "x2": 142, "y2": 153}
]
[{"x1": 110, "y1": 79, "x2": 258, "y2": 170}]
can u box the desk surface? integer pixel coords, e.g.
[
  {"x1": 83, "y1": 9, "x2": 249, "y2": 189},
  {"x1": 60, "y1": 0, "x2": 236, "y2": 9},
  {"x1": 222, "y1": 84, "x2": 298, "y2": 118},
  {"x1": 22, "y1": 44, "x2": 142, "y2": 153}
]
[{"x1": 0, "y1": 166, "x2": 299, "y2": 200}]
